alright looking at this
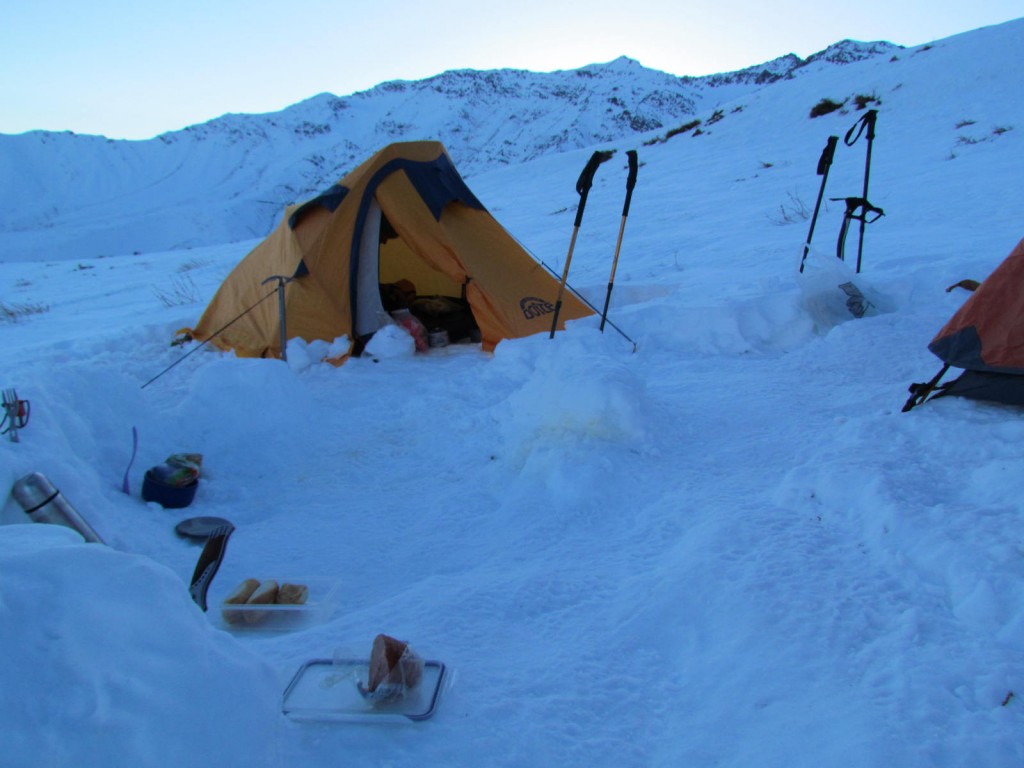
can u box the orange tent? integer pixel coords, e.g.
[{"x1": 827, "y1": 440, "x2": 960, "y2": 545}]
[
  {"x1": 904, "y1": 237, "x2": 1024, "y2": 409},
  {"x1": 186, "y1": 141, "x2": 593, "y2": 361}
]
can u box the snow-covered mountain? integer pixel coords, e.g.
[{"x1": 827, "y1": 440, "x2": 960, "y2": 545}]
[{"x1": 0, "y1": 40, "x2": 900, "y2": 263}]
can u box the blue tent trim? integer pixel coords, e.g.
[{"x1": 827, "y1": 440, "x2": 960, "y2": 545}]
[
  {"x1": 288, "y1": 184, "x2": 349, "y2": 230},
  {"x1": 929, "y1": 324, "x2": 1024, "y2": 376}
]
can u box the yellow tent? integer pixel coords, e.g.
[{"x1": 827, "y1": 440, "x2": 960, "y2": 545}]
[{"x1": 186, "y1": 141, "x2": 593, "y2": 361}]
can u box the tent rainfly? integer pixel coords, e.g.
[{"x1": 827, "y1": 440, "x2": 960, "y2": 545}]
[
  {"x1": 903, "y1": 237, "x2": 1024, "y2": 410},
  {"x1": 184, "y1": 141, "x2": 593, "y2": 362}
]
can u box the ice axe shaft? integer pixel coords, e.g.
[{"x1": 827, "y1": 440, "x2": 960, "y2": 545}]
[
  {"x1": 261, "y1": 275, "x2": 293, "y2": 361},
  {"x1": 550, "y1": 150, "x2": 615, "y2": 339},
  {"x1": 600, "y1": 150, "x2": 638, "y2": 332}
]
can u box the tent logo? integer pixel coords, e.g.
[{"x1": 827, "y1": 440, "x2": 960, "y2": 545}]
[{"x1": 520, "y1": 296, "x2": 555, "y2": 320}]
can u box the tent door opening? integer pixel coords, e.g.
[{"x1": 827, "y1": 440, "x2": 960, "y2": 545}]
[{"x1": 354, "y1": 197, "x2": 479, "y2": 348}]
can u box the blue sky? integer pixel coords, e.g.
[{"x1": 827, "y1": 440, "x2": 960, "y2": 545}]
[{"x1": 2, "y1": 0, "x2": 1020, "y2": 140}]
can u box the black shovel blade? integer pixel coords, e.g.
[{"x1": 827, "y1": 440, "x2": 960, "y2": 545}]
[{"x1": 188, "y1": 523, "x2": 235, "y2": 612}]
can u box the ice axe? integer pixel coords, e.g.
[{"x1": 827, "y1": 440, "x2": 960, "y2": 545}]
[
  {"x1": 549, "y1": 149, "x2": 615, "y2": 339},
  {"x1": 1, "y1": 388, "x2": 30, "y2": 442},
  {"x1": 833, "y1": 196, "x2": 885, "y2": 264},
  {"x1": 599, "y1": 149, "x2": 638, "y2": 332},
  {"x1": 261, "y1": 274, "x2": 293, "y2": 361}
]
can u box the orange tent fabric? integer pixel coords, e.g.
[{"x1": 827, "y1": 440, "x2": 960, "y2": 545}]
[
  {"x1": 929, "y1": 237, "x2": 1024, "y2": 374},
  {"x1": 187, "y1": 141, "x2": 592, "y2": 361}
]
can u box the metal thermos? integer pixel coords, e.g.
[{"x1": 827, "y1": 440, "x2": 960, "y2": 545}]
[{"x1": 11, "y1": 472, "x2": 105, "y2": 544}]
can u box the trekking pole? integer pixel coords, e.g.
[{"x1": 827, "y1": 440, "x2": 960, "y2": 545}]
[
  {"x1": 599, "y1": 150, "x2": 638, "y2": 332},
  {"x1": 550, "y1": 149, "x2": 615, "y2": 339},
  {"x1": 798, "y1": 135, "x2": 838, "y2": 273},
  {"x1": 844, "y1": 109, "x2": 878, "y2": 273},
  {"x1": 261, "y1": 275, "x2": 293, "y2": 362}
]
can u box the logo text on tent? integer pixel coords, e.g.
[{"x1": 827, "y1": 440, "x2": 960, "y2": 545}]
[{"x1": 520, "y1": 297, "x2": 555, "y2": 320}]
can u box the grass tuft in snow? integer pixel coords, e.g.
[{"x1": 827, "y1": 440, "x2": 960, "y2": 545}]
[
  {"x1": 152, "y1": 274, "x2": 200, "y2": 307},
  {"x1": 809, "y1": 98, "x2": 845, "y2": 118},
  {"x1": 0, "y1": 300, "x2": 50, "y2": 323}
]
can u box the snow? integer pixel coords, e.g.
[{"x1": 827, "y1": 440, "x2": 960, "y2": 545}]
[{"x1": 1, "y1": 18, "x2": 1023, "y2": 767}]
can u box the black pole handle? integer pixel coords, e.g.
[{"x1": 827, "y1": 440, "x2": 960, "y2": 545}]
[
  {"x1": 844, "y1": 109, "x2": 878, "y2": 146},
  {"x1": 816, "y1": 136, "x2": 839, "y2": 175},
  {"x1": 573, "y1": 150, "x2": 615, "y2": 226},
  {"x1": 621, "y1": 150, "x2": 638, "y2": 217}
]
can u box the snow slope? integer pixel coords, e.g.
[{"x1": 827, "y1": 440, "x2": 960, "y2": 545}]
[{"x1": 0, "y1": 16, "x2": 1022, "y2": 768}]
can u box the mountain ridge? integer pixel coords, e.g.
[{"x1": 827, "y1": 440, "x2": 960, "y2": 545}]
[{"x1": 0, "y1": 38, "x2": 902, "y2": 261}]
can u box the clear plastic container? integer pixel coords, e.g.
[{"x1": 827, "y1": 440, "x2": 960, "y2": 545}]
[
  {"x1": 282, "y1": 657, "x2": 448, "y2": 723},
  {"x1": 214, "y1": 577, "x2": 340, "y2": 632}
]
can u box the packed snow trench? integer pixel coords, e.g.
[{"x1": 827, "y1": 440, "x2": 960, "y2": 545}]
[{"x1": 2, "y1": 18, "x2": 1024, "y2": 768}]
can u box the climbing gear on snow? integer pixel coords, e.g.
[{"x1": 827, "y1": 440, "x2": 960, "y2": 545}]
[
  {"x1": 1, "y1": 388, "x2": 29, "y2": 442},
  {"x1": 833, "y1": 196, "x2": 885, "y2": 266},
  {"x1": 261, "y1": 274, "x2": 294, "y2": 362}
]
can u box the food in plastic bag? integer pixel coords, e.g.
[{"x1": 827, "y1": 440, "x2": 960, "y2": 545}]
[
  {"x1": 149, "y1": 453, "x2": 204, "y2": 487},
  {"x1": 357, "y1": 634, "x2": 424, "y2": 704},
  {"x1": 390, "y1": 309, "x2": 429, "y2": 352}
]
